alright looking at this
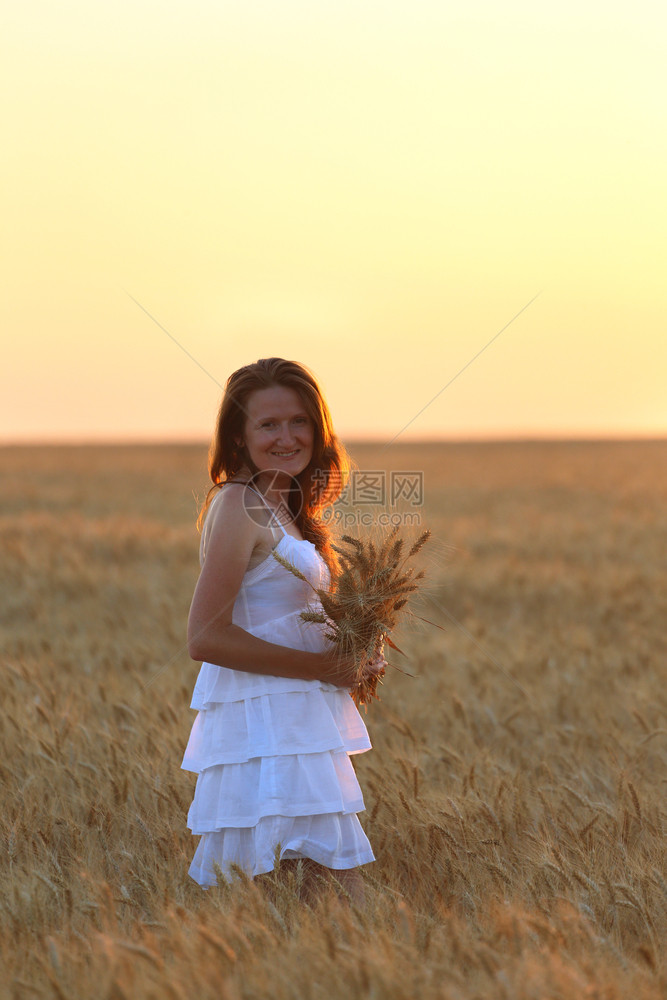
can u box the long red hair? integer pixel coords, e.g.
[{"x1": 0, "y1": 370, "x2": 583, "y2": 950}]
[{"x1": 198, "y1": 358, "x2": 353, "y2": 579}]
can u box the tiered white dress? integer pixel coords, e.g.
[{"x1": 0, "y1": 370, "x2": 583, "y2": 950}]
[{"x1": 181, "y1": 484, "x2": 375, "y2": 888}]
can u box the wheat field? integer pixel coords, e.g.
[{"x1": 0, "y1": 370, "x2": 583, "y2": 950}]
[{"x1": 1, "y1": 439, "x2": 666, "y2": 999}]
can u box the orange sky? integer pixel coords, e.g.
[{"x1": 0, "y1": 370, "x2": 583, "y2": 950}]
[{"x1": 2, "y1": 1, "x2": 666, "y2": 443}]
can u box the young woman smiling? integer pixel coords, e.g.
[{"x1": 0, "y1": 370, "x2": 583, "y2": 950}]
[{"x1": 181, "y1": 358, "x2": 385, "y2": 903}]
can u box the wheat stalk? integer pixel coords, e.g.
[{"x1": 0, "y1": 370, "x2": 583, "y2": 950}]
[{"x1": 273, "y1": 526, "x2": 430, "y2": 708}]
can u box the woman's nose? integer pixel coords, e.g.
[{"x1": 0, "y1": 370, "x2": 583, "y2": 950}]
[{"x1": 275, "y1": 424, "x2": 296, "y2": 445}]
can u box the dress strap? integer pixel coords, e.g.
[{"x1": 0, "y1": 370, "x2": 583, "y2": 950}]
[{"x1": 223, "y1": 481, "x2": 289, "y2": 537}]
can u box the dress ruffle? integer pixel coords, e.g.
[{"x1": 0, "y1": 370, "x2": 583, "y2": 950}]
[
  {"x1": 188, "y1": 812, "x2": 375, "y2": 886},
  {"x1": 186, "y1": 749, "x2": 366, "y2": 830},
  {"x1": 182, "y1": 686, "x2": 371, "y2": 771}
]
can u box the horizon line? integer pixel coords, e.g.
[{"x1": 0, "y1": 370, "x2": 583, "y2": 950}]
[{"x1": 1, "y1": 431, "x2": 666, "y2": 448}]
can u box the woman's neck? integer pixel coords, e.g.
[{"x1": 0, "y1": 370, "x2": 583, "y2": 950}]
[{"x1": 232, "y1": 467, "x2": 295, "y2": 512}]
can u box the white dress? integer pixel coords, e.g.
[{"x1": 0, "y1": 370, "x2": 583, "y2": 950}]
[{"x1": 181, "y1": 484, "x2": 375, "y2": 887}]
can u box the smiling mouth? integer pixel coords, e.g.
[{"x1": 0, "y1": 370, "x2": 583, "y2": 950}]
[{"x1": 271, "y1": 450, "x2": 299, "y2": 457}]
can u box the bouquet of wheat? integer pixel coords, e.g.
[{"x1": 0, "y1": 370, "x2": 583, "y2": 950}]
[{"x1": 273, "y1": 525, "x2": 430, "y2": 709}]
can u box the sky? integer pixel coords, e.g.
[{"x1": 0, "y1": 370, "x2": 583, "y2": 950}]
[{"x1": 2, "y1": 0, "x2": 666, "y2": 443}]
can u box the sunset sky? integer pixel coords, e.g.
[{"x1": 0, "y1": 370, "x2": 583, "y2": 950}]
[{"x1": 2, "y1": 0, "x2": 665, "y2": 443}]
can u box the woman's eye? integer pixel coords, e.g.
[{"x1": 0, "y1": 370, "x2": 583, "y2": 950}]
[{"x1": 260, "y1": 418, "x2": 307, "y2": 427}]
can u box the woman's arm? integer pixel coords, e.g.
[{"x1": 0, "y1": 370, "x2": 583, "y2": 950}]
[{"x1": 187, "y1": 485, "x2": 358, "y2": 686}]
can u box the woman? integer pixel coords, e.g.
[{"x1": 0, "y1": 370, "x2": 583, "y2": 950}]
[{"x1": 181, "y1": 358, "x2": 385, "y2": 902}]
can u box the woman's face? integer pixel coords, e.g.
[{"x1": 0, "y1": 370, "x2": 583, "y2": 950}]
[{"x1": 239, "y1": 385, "x2": 315, "y2": 480}]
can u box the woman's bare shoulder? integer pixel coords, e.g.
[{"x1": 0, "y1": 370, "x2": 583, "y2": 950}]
[
  {"x1": 199, "y1": 482, "x2": 262, "y2": 562},
  {"x1": 204, "y1": 482, "x2": 257, "y2": 529}
]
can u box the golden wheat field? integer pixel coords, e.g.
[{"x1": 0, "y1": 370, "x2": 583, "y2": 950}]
[{"x1": 2, "y1": 439, "x2": 667, "y2": 999}]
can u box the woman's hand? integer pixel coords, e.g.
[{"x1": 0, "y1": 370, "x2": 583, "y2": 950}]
[
  {"x1": 313, "y1": 647, "x2": 358, "y2": 687},
  {"x1": 314, "y1": 643, "x2": 388, "y2": 689},
  {"x1": 358, "y1": 642, "x2": 387, "y2": 690}
]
